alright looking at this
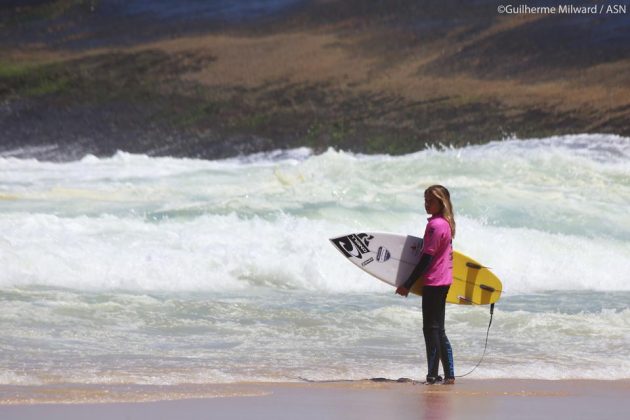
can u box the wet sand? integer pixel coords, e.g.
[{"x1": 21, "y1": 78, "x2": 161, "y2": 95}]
[{"x1": 1, "y1": 379, "x2": 629, "y2": 420}]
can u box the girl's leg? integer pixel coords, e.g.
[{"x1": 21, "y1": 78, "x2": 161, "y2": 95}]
[
  {"x1": 436, "y1": 286, "x2": 455, "y2": 380},
  {"x1": 422, "y1": 286, "x2": 442, "y2": 381}
]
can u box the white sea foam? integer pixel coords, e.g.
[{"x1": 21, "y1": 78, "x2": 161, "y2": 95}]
[
  {"x1": 1, "y1": 134, "x2": 629, "y2": 292},
  {"x1": 0, "y1": 210, "x2": 628, "y2": 293}
]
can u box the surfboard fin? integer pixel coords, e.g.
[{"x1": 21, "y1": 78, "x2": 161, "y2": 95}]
[{"x1": 479, "y1": 284, "x2": 496, "y2": 292}]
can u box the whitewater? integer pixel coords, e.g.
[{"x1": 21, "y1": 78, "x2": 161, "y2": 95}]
[{"x1": 0, "y1": 134, "x2": 629, "y2": 394}]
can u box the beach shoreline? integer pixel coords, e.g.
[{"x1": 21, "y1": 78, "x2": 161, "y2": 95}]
[{"x1": 1, "y1": 379, "x2": 629, "y2": 419}]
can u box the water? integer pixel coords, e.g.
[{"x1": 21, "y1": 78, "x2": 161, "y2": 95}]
[{"x1": 1, "y1": 134, "x2": 629, "y2": 400}]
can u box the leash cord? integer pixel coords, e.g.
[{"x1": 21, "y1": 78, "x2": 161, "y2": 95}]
[{"x1": 456, "y1": 303, "x2": 494, "y2": 378}]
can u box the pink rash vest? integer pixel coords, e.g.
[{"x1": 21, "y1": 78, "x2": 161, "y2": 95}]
[{"x1": 421, "y1": 215, "x2": 453, "y2": 287}]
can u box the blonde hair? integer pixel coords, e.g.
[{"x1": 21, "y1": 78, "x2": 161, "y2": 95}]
[{"x1": 425, "y1": 185, "x2": 456, "y2": 238}]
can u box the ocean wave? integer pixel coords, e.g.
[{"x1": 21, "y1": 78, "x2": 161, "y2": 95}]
[
  {"x1": 0, "y1": 211, "x2": 627, "y2": 293},
  {"x1": 1, "y1": 134, "x2": 629, "y2": 293}
]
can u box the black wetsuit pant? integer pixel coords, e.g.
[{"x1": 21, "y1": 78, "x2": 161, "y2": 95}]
[{"x1": 422, "y1": 285, "x2": 454, "y2": 380}]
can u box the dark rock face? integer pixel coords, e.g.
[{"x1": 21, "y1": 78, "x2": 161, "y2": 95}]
[{"x1": 1, "y1": 1, "x2": 629, "y2": 161}]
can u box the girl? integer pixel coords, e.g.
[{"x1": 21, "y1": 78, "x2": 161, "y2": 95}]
[{"x1": 396, "y1": 185, "x2": 455, "y2": 385}]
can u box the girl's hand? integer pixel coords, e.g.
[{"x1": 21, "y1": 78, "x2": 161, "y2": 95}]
[{"x1": 395, "y1": 286, "x2": 410, "y2": 297}]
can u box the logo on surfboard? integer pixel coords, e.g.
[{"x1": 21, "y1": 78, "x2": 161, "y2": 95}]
[
  {"x1": 330, "y1": 233, "x2": 373, "y2": 259},
  {"x1": 376, "y1": 246, "x2": 390, "y2": 262},
  {"x1": 361, "y1": 257, "x2": 375, "y2": 267}
]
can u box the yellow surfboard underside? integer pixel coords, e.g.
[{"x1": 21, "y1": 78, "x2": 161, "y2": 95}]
[{"x1": 409, "y1": 251, "x2": 502, "y2": 305}]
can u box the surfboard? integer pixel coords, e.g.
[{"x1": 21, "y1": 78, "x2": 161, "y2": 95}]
[{"x1": 330, "y1": 232, "x2": 502, "y2": 305}]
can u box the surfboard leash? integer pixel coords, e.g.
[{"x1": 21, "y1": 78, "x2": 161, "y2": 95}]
[{"x1": 456, "y1": 303, "x2": 494, "y2": 378}]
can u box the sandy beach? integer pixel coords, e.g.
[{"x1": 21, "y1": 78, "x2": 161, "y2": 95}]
[{"x1": 1, "y1": 379, "x2": 629, "y2": 420}]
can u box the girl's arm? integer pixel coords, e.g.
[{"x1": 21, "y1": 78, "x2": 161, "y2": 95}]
[{"x1": 395, "y1": 253, "x2": 433, "y2": 296}]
